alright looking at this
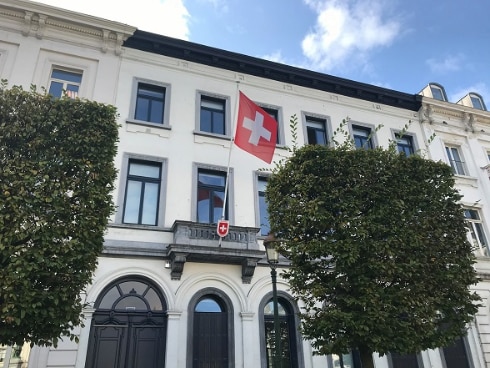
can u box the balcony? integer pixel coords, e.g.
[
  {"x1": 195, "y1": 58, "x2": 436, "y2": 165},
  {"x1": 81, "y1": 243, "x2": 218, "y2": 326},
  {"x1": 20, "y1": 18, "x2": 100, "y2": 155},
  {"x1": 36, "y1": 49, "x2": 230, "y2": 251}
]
[{"x1": 167, "y1": 220, "x2": 265, "y2": 283}]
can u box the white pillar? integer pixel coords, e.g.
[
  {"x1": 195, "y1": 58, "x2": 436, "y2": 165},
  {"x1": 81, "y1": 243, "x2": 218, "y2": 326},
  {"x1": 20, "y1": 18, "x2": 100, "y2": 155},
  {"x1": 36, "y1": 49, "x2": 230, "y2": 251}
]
[
  {"x1": 165, "y1": 310, "x2": 183, "y2": 368},
  {"x1": 75, "y1": 307, "x2": 95, "y2": 368},
  {"x1": 240, "y1": 312, "x2": 256, "y2": 368}
]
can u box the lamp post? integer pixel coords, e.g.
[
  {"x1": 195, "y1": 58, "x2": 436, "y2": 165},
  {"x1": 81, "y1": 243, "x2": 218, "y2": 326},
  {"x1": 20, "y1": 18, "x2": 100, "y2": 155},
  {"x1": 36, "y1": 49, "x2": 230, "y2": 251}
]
[{"x1": 264, "y1": 235, "x2": 282, "y2": 368}]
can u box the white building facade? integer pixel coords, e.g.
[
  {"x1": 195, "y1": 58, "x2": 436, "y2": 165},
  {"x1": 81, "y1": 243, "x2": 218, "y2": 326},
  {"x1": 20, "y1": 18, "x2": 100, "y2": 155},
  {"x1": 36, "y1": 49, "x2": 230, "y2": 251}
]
[{"x1": 1, "y1": 2, "x2": 490, "y2": 368}]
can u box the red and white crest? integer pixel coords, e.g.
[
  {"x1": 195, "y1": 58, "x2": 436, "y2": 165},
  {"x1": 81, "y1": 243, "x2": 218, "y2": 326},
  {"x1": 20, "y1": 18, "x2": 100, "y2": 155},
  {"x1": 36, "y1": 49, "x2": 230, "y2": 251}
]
[{"x1": 217, "y1": 220, "x2": 230, "y2": 238}]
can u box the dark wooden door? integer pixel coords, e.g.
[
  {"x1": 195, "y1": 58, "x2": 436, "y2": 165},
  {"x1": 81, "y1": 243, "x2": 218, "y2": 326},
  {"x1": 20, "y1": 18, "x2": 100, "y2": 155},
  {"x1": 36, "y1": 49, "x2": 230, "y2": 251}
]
[
  {"x1": 193, "y1": 312, "x2": 228, "y2": 368},
  {"x1": 86, "y1": 313, "x2": 166, "y2": 368}
]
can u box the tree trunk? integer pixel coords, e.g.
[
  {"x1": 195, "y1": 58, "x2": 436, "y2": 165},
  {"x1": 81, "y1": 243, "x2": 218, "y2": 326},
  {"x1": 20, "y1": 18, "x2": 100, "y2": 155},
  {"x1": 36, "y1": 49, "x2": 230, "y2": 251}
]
[{"x1": 359, "y1": 346, "x2": 375, "y2": 368}]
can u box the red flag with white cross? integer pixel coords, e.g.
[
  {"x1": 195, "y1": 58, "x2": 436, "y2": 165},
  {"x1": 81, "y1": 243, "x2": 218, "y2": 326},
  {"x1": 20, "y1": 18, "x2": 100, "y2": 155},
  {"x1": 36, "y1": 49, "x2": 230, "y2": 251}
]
[{"x1": 234, "y1": 91, "x2": 277, "y2": 163}]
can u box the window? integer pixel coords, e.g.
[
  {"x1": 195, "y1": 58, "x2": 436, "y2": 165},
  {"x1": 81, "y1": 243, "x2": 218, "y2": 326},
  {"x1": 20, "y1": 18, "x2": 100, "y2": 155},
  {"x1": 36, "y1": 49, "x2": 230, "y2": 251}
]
[
  {"x1": 197, "y1": 169, "x2": 227, "y2": 223},
  {"x1": 395, "y1": 134, "x2": 415, "y2": 156},
  {"x1": 0, "y1": 344, "x2": 30, "y2": 368},
  {"x1": 200, "y1": 95, "x2": 226, "y2": 135},
  {"x1": 123, "y1": 160, "x2": 162, "y2": 225},
  {"x1": 390, "y1": 352, "x2": 420, "y2": 368},
  {"x1": 261, "y1": 106, "x2": 281, "y2": 144},
  {"x1": 465, "y1": 209, "x2": 488, "y2": 254},
  {"x1": 445, "y1": 146, "x2": 466, "y2": 175},
  {"x1": 469, "y1": 93, "x2": 486, "y2": 110},
  {"x1": 257, "y1": 176, "x2": 270, "y2": 236},
  {"x1": 134, "y1": 83, "x2": 166, "y2": 124},
  {"x1": 442, "y1": 336, "x2": 472, "y2": 368},
  {"x1": 430, "y1": 83, "x2": 447, "y2": 101},
  {"x1": 48, "y1": 68, "x2": 82, "y2": 98},
  {"x1": 263, "y1": 297, "x2": 299, "y2": 368},
  {"x1": 352, "y1": 125, "x2": 374, "y2": 149},
  {"x1": 330, "y1": 351, "x2": 362, "y2": 368},
  {"x1": 305, "y1": 116, "x2": 328, "y2": 145}
]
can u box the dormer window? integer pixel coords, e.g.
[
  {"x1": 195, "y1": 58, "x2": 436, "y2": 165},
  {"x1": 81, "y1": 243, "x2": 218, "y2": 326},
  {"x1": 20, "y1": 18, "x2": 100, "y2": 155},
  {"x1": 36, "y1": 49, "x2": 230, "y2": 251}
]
[
  {"x1": 429, "y1": 83, "x2": 447, "y2": 101},
  {"x1": 469, "y1": 93, "x2": 486, "y2": 110}
]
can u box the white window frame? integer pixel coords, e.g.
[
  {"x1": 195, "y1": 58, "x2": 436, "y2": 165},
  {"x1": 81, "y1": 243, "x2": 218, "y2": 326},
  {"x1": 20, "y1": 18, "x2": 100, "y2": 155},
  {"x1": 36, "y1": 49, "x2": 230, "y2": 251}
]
[
  {"x1": 302, "y1": 112, "x2": 332, "y2": 146},
  {"x1": 257, "y1": 103, "x2": 284, "y2": 145},
  {"x1": 114, "y1": 153, "x2": 168, "y2": 228},
  {"x1": 445, "y1": 145, "x2": 467, "y2": 176},
  {"x1": 469, "y1": 93, "x2": 486, "y2": 110},
  {"x1": 127, "y1": 78, "x2": 171, "y2": 128},
  {"x1": 464, "y1": 208, "x2": 488, "y2": 256},
  {"x1": 195, "y1": 91, "x2": 231, "y2": 137},
  {"x1": 192, "y1": 163, "x2": 234, "y2": 224},
  {"x1": 391, "y1": 129, "x2": 419, "y2": 156},
  {"x1": 349, "y1": 122, "x2": 377, "y2": 149},
  {"x1": 429, "y1": 83, "x2": 447, "y2": 101},
  {"x1": 34, "y1": 50, "x2": 98, "y2": 100},
  {"x1": 48, "y1": 66, "x2": 83, "y2": 98},
  {"x1": 254, "y1": 172, "x2": 270, "y2": 236}
]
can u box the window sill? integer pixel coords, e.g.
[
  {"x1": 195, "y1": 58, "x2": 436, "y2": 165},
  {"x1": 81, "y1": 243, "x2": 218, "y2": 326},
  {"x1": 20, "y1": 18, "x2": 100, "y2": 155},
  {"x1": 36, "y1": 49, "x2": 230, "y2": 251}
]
[
  {"x1": 454, "y1": 175, "x2": 478, "y2": 188},
  {"x1": 193, "y1": 130, "x2": 231, "y2": 140},
  {"x1": 126, "y1": 119, "x2": 171, "y2": 130},
  {"x1": 108, "y1": 222, "x2": 169, "y2": 232}
]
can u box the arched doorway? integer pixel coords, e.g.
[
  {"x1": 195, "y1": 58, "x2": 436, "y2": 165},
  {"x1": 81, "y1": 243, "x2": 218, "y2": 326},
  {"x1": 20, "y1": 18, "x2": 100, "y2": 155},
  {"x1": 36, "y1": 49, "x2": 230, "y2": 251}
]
[
  {"x1": 187, "y1": 288, "x2": 234, "y2": 368},
  {"x1": 85, "y1": 277, "x2": 167, "y2": 368},
  {"x1": 260, "y1": 295, "x2": 302, "y2": 368}
]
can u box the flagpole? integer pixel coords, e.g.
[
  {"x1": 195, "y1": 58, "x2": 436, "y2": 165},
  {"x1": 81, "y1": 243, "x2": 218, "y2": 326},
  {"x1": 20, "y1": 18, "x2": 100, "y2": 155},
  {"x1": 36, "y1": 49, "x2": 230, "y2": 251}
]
[{"x1": 218, "y1": 82, "x2": 240, "y2": 246}]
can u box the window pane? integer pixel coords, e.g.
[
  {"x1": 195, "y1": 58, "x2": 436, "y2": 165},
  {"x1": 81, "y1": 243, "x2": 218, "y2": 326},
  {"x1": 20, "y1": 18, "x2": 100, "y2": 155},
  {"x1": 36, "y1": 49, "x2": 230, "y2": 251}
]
[
  {"x1": 195, "y1": 298, "x2": 222, "y2": 312},
  {"x1": 199, "y1": 172, "x2": 225, "y2": 186},
  {"x1": 259, "y1": 194, "x2": 270, "y2": 236},
  {"x1": 141, "y1": 182, "x2": 159, "y2": 225},
  {"x1": 149, "y1": 100, "x2": 164, "y2": 124},
  {"x1": 51, "y1": 69, "x2": 82, "y2": 83},
  {"x1": 48, "y1": 81, "x2": 63, "y2": 98},
  {"x1": 264, "y1": 300, "x2": 287, "y2": 316},
  {"x1": 139, "y1": 85, "x2": 165, "y2": 99},
  {"x1": 129, "y1": 163, "x2": 160, "y2": 178},
  {"x1": 213, "y1": 111, "x2": 225, "y2": 134},
  {"x1": 470, "y1": 95, "x2": 483, "y2": 110},
  {"x1": 431, "y1": 86, "x2": 444, "y2": 101},
  {"x1": 119, "y1": 281, "x2": 147, "y2": 295},
  {"x1": 200, "y1": 109, "x2": 212, "y2": 132},
  {"x1": 201, "y1": 99, "x2": 224, "y2": 110},
  {"x1": 123, "y1": 180, "x2": 142, "y2": 224},
  {"x1": 145, "y1": 288, "x2": 163, "y2": 311},
  {"x1": 98, "y1": 286, "x2": 121, "y2": 309},
  {"x1": 114, "y1": 296, "x2": 148, "y2": 311},
  {"x1": 135, "y1": 98, "x2": 150, "y2": 121}
]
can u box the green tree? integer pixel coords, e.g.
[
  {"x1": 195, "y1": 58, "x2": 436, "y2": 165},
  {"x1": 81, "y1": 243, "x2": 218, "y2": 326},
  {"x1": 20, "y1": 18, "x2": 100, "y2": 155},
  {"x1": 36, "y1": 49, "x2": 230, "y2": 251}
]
[
  {"x1": 266, "y1": 141, "x2": 480, "y2": 368},
  {"x1": 0, "y1": 83, "x2": 118, "y2": 346}
]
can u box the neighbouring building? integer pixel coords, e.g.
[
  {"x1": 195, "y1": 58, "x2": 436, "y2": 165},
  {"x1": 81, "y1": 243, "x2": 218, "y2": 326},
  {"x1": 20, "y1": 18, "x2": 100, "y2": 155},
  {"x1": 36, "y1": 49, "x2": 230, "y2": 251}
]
[{"x1": 1, "y1": 1, "x2": 490, "y2": 368}]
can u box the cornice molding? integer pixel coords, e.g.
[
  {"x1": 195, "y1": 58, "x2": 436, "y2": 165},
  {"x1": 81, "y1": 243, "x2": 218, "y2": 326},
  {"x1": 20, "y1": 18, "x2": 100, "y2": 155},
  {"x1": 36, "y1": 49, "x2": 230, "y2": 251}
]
[
  {"x1": 0, "y1": 0, "x2": 136, "y2": 55},
  {"x1": 123, "y1": 30, "x2": 423, "y2": 112}
]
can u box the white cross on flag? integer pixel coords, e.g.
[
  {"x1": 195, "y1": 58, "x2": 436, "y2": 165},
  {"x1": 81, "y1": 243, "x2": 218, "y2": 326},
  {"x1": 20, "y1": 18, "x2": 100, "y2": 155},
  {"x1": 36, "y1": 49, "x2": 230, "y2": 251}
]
[{"x1": 234, "y1": 91, "x2": 278, "y2": 163}]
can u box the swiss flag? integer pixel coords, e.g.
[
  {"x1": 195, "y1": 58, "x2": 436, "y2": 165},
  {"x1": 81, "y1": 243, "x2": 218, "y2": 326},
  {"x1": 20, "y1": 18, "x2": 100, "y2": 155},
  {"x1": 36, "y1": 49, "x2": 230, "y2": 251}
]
[{"x1": 234, "y1": 91, "x2": 277, "y2": 163}]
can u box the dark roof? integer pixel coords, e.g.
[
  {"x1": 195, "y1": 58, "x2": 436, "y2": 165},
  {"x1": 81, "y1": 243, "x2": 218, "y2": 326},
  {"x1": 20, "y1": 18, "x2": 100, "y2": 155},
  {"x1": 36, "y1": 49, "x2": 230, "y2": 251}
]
[{"x1": 123, "y1": 30, "x2": 422, "y2": 112}]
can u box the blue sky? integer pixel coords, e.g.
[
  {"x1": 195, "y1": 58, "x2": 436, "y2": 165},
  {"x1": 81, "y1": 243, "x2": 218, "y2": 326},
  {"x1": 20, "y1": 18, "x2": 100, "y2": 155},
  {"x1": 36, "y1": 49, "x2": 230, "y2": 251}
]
[{"x1": 34, "y1": 0, "x2": 490, "y2": 105}]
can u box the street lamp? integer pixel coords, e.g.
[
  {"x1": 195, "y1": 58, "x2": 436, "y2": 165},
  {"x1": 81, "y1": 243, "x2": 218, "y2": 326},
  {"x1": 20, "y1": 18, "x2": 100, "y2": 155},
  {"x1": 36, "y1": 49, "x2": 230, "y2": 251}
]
[{"x1": 264, "y1": 234, "x2": 282, "y2": 368}]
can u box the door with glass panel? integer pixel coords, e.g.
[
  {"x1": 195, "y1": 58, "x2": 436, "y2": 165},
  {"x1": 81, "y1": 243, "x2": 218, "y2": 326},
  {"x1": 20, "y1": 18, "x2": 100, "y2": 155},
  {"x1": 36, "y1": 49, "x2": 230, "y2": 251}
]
[{"x1": 85, "y1": 278, "x2": 167, "y2": 368}]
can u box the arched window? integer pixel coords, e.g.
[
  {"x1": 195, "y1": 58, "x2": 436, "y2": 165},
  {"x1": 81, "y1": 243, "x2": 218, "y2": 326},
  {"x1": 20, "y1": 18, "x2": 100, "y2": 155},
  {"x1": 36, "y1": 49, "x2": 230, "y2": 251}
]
[
  {"x1": 85, "y1": 277, "x2": 167, "y2": 368},
  {"x1": 188, "y1": 289, "x2": 234, "y2": 368},
  {"x1": 260, "y1": 295, "x2": 302, "y2": 368}
]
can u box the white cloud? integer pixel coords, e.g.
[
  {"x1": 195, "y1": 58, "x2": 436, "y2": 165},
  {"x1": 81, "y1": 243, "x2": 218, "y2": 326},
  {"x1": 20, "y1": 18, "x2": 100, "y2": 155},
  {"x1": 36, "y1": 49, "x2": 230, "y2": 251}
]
[
  {"x1": 32, "y1": 0, "x2": 190, "y2": 39},
  {"x1": 261, "y1": 51, "x2": 288, "y2": 65},
  {"x1": 426, "y1": 54, "x2": 464, "y2": 74},
  {"x1": 301, "y1": 0, "x2": 400, "y2": 71}
]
